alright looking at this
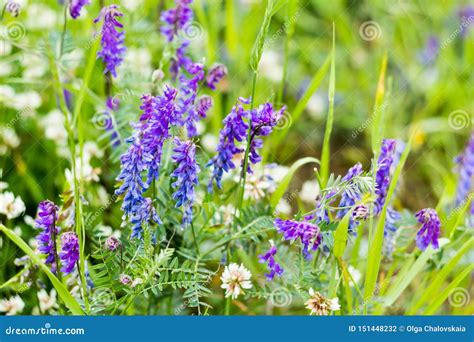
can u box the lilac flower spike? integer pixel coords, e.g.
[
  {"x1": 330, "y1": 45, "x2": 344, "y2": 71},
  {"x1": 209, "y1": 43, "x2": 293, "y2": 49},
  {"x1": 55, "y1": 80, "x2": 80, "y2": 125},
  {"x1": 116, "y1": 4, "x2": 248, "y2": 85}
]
[
  {"x1": 35, "y1": 200, "x2": 60, "y2": 273},
  {"x1": 206, "y1": 64, "x2": 227, "y2": 90},
  {"x1": 247, "y1": 103, "x2": 285, "y2": 171},
  {"x1": 336, "y1": 163, "x2": 363, "y2": 233},
  {"x1": 69, "y1": 0, "x2": 90, "y2": 19},
  {"x1": 130, "y1": 198, "x2": 161, "y2": 239},
  {"x1": 160, "y1": 0, "x2": 193, "y2": 42},
  {"x1": 207, "y1": 98, "x2": 250, "y2": 190},
  {"x1": 374, "y1": 139, "x2": 397, "y2": 215},
  {"x1": 171, "y1": 138, "x2": 200, "y2": 226},
  {"x1": 258, "y1": 242, "x2": 283, "y2": 281},
  {"x1": 415, "y1": 208, "x2": 441, "y2": 250},
  {"x1": 275, "y1": 218, "x2": 322, "y2": 259},
  {"x1": 59, "y1": 232, "x2": 79, "y2": 275},
  {"x1": 94, "y1": 5, "x2": 126, "y2": 77}
]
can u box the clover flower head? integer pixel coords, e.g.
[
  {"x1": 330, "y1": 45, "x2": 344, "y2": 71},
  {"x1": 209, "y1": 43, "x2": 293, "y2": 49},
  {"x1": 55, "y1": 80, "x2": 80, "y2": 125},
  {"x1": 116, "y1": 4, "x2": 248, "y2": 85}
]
[
  {"x1": 305, "y1": 288, "x2": 340, "y2": 316},
  {"x1": 220, "y1": 263, "x2": 253, "y2": 299}
]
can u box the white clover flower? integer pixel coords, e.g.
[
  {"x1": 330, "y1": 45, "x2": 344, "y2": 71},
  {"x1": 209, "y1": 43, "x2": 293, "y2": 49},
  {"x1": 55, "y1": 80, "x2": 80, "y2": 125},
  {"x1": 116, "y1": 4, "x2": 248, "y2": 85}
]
[
  {"x1": 305, "y1": 288, "x2": 340, "y2": 315},
  {"x1": 41, "y1": 109, "x2": 67, "y2": 144},
  {"x1": 0, "y1": 295, "x2": 25, "y2": 315},
  {"x1": 0, "y1": 191, "x2": 25, "y2": 219},
  {"x1": 220, "y1": 263, "x2": 253, "y2": 299},
  {"x1": 300, "y1": 180, "x2": 320, "y2": 203},
  {"x1": 37, "y1": 289, "x2": 58, "y2": 313}
]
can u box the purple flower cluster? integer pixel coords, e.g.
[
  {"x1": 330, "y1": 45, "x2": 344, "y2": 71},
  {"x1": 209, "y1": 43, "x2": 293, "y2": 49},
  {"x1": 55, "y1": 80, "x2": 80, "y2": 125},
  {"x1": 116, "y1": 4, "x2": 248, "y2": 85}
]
[
  {"x1": 419, "y1": 36, "x2": 439, "y2": 65},
  {"x1": 207, "y1": 99, "x2": 284, "y2": 190},
  {"x1": 35, "y1": 200, "x2": 60, "y2": 273},
  {"x1": 116, "y1": 88, "x2": 178, "y2": 237},
  {"x1": 454, "y1": 133, "x2": 474, "y2": 221},
  {"x1": 130, "y1": 198, "x2": 161, "y2": 238},
  {"x1": 59, "y1": 232, "x2": 79, "y2": 274},
  {"x1": 258, "y1": 243, "x2": 283, "y2": 281},
  {"x1": 171, "y1": 138, "x2": 200, "y2": 226},
  {"x1": 336, "y1": 163, "x2": 363, "y2": 233},
  {"x1": 69, "y1": 0, "x2": 89, "y2": 19},
  {"x1": 6, "y1": 0, "x2": 20, "y2": 17},
  {"x1": 383, "y1": 208, "x2": 401, "y2": 256},
  {"x1": 94, "y1": 5, "x2": 126, "y2": 77},
  {"x1": 458, "y1": 6, "x2": 474, "y2": 37},
  {"x1": 415, "y1": 208, "x2": 441, "y2": 250},
  {"x1": 160, "y1": 0, "x2": 193, "y2": 42},
  {"x1": 247, "y1": 103, "x2": 285, "y2": 171},
  {"x1": 275, "y1": 218, "x2": 322, "y2": 258},
  {"x1": 207, "y1": 97, "x2": 250, "y2": 190},
  {"x1": 374, "y1": 139, "x2": 397, "y2": 214},
  {"x1": 206, "y1": 64, "x2": 228, "y2": 90}
]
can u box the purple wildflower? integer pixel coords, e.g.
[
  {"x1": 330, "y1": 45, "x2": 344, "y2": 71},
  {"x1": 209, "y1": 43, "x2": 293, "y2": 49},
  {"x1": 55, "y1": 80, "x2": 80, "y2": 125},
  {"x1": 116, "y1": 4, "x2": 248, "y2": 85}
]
[
  {"x1": 105, "y1": 236, "x2": 121, "y2": 251},
  {"x1": 336, "y1": 163, "x2": 363, "y2": 233},
  {"x1": 69, "y1": 0, "x2": 90, "y2": 19},
  {"x1": 175, "y1": 63, "x2": 206, "y2": 137},
  {"x1": 5, "y1": 1, "x2": 20, "y2": 17},
  {"x1": 63, "y1": 89, "x2": 73, "y2": 112},
  {"x1": 59, "y1": 232, "x2": 79, "y2": 275},
  {"x1": 258, "y1": 243, "x2": 283, "y2": 281},
  {"x1": 160, "y1": 0, "x2": 193, "y2": 42},
  {"x1": 458, "y1": 6, "x2": 474, "y2": 37},
  {"x1": 206, "y1": 64, "x2": 227, "y2": 90},
  {"x1": 130, "y1": 198, "x2": 161, "y2": 239},
  {"x1": 170, "y1": 41, "x2": 193, "y2": 79},
  {"x1": 140, "y1": 88, "x2": 177, "y2": 184},
  {"x1": 171, "y1": 138, "x2": 200, "y2": 226},
  {"x1": 275, "y1": 218, "x2": 322, "y2": 259},
  {"x1": 94, "y1": 5, "x2": 126, "y2": 77},
  {"x1": 374, "y1": 139, "x2": 397, "y2": 215},
  {"x1": 247, "y1": 103, "x2": 285, "y2": 172},
  {"x1": 115, "y1": 138, "x2": 149, "y2": 222},
  {"x1": 35, "y1": 200, "x2": 60, "y2": 273},
  {"x1": 454, "y1": 133, "x2": 474, "y2": 225},
  {"x1": 415, "y1": 208, "x2": 441, "y2": 250},
  {"x1": 419, "y1": 36, "x2": 439, "y2": 65},
  {"x1": 383, "y1": 208, "x2": 401, "y2": 256},
  {"x1": 207, "y1": 98, "x2": 250, "y2": 190}
]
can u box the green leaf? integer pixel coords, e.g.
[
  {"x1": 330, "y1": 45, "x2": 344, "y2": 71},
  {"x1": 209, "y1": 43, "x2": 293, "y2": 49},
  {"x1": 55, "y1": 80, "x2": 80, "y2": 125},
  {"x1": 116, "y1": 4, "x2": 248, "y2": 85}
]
[
  {"x1": 333, "y1": 210, "x2": 351, "y2": 258},
  {"x1": 0, "y1": 224, "x2": 84, "y2": 315},
  {"x1": 270, "y1": 157, "x2": 319, "y2": 209},
  {"x1": 363, "y1": 130, "x2": 414, "y2": 301},
  {"x1": 371, "y1": 53, "x2": 388, "y2": 154},
  {"x1": 424, "y1": 264, "x2": 474, "y2": 314},
  {"x1": 407, "y1": 236, "x2": 474, "y2": 314},
  {"x1": 383, "y1": 238, "x2": 449, "y2": 307},
  {"x1": 320, "y1": 24, "x2": 336, "y2": 188}
]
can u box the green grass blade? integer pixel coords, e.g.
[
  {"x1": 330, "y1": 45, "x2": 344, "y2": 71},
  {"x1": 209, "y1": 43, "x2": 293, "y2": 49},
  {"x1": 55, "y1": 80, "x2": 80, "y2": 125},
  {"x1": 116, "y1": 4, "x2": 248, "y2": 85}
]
[
  {"x1": 407, "y1": 236, "x2": 474, "y2": 314},
  {"x1": 445, "y1": 195, "x2": 472, "y2": 237},
  {"x1": 371, "y1": 53, "x2": 388, "y2": 154},
  {"x1": 424, "y1": 264, "x2": 474, "y2": 314},
  {"x1": 383, "y1": 238, "x2": 449, "y2": 307},
  {"x1": 319, "y1": 24, "x2": 336, "y2": 188},
  {"x1": 250, "y1": 0, "x2": 277, "y2": 72},
  {"x1": 270, "y1": 157, "x2": 319, "y2": 209},
  {"x1": 364, "y1": 129, "x2": 414, "y2": 301},
  {"x1": 0, "y1": 224, "x2": 85, "y2": 315}
]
